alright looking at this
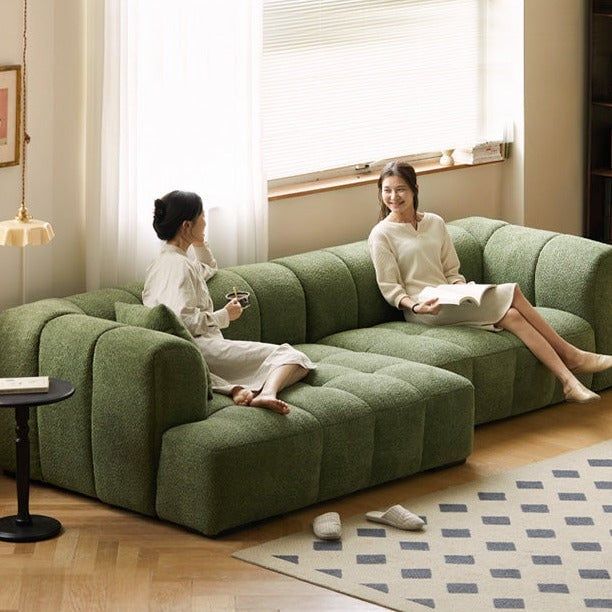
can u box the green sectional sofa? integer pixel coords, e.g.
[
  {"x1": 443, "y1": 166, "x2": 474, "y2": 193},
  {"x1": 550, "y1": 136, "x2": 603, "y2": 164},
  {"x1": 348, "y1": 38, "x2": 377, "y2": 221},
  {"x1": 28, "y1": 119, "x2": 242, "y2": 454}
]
[{"x1": 0, "y1": 217, "x2": 610, "y2": 536}]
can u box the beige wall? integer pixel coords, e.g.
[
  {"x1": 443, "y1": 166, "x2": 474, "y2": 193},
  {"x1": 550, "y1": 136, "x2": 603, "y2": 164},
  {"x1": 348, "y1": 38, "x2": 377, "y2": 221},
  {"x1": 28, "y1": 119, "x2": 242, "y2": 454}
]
[
  {"x1": 524, "y1": 0, "x2": 585, "y2": 235},
  {"x1": 269, "y1": 163, "x2": 504, "y2": 259},
  {"x1": 0, "y1": 0, "x2": 84, "y2": 311},
  {"x1": 0, "y1": 0, "x2": 586, "y2": 310},
  {"x1": 52, "y1": 0, "x2": 86, "y2": 301}
]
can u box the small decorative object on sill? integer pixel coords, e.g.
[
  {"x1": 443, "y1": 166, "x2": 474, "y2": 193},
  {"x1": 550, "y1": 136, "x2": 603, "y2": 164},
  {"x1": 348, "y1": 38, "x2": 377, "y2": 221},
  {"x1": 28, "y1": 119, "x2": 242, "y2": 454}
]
[
  {"x1": 439, "y1": 150, "x2": 454, "y2": 166},
  {"x1": 452, "y1": 141, "x2": 503, "y2": 165},
  {"x1": 0, "y1": 0, "x2": 55, "y2": 305},
  {"x1": 354, "y1": 163, "x2": 372, "y2": 174}
]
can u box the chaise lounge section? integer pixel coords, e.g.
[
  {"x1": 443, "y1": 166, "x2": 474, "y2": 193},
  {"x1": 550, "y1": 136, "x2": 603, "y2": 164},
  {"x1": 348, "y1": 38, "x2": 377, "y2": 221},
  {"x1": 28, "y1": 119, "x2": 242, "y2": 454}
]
[{"x1": 0, "y1": 216, "x2": 609, "y2": 535}]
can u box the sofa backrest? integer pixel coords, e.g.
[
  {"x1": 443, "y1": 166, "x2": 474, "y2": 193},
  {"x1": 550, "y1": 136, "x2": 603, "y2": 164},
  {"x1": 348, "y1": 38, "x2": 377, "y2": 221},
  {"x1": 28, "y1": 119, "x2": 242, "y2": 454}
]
[
  {"x1": 208, "y1": 262, "x2": 307, "y2": 345},
  {"x1": 203, "y1": 222, "x2": 485, "y2": 343},
  {"x1": 450, "y1": 216, "x2": 559, "y2": 303},
  {"x1": 63, "y1": 286, "x2": 142, "y2": 320}
]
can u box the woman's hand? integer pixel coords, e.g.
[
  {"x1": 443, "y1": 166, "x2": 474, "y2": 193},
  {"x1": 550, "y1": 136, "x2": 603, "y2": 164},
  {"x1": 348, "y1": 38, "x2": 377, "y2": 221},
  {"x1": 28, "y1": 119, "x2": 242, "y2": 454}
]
[
  {"x1": 414, "y1": 298, "x2": 441, "y2": 315},
  {"x1": 225, "y1": 298, "x2": 243, "y2": 321}
]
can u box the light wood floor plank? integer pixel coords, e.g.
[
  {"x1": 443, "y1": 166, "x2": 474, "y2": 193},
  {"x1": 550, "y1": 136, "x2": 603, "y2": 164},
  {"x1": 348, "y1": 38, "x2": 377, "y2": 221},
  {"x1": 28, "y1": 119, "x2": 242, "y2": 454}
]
[{"x1": 0, "y1": 392, "x2": 610, "y2": 611}]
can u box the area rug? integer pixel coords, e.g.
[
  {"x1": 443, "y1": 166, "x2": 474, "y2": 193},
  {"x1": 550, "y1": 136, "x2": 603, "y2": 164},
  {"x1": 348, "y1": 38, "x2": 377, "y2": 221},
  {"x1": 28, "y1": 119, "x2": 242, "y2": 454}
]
[{"x1": 233, "y1": 441, "x2": 612, "y2": 611}]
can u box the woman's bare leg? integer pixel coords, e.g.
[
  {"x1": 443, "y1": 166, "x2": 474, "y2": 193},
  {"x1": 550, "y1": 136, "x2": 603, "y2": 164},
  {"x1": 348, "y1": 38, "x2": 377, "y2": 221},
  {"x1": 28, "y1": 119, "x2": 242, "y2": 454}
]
[
  {"x1": 509, "y1": 285, "x2": 612, "y2": 372},
  {"x1": 250, "y1": 365, "x2": 309, "y2": 414},
  {"x1": 497, "y1": 308, "x2": 599, "y2": 402},
  {"x1": 509, "y1": 286, "x2": 578, "y2": 363}
]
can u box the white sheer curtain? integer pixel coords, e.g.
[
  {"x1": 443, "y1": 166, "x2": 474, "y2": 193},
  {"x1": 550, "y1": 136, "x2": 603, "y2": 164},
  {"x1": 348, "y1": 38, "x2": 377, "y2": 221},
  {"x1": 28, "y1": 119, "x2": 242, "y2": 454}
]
[{"x1": 87, "y1": 0, "x2": 267, "y2": 290}]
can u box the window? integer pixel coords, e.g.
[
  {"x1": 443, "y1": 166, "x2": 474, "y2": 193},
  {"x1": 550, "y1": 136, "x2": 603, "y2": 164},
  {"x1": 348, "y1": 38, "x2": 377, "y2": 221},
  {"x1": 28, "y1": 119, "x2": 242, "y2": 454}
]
[{"x1": 263, "y1": 0, "x2": 498, "y2": 181}]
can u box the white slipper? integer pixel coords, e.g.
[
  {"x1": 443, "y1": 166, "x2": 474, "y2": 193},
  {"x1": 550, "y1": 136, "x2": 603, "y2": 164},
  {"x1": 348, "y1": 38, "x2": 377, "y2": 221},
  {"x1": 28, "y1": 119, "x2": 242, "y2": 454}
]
[
  {"x1": 366, "y1": 504, "x2": 425, "y2": 531},
  {"x1": 312, "y1": 512, "x2": 342, "y2": 540}
]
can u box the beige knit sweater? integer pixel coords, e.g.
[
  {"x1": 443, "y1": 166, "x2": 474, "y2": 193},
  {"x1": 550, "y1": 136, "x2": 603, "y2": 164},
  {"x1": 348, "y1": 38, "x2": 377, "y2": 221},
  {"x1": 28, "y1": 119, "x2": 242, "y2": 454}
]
[{"x1": 368, "y1": 212, "x2": 466, "y2": 308}]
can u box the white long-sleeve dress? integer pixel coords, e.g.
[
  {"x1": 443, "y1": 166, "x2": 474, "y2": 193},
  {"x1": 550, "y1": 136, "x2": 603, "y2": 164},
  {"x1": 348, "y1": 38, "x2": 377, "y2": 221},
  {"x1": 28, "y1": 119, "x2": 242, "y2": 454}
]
[
  {"x1": 142, "y1": 242, "x2": 315, "y2": 394},
  {"x1": 368, "y1": 212, "x2": 515, "y2": 331}
]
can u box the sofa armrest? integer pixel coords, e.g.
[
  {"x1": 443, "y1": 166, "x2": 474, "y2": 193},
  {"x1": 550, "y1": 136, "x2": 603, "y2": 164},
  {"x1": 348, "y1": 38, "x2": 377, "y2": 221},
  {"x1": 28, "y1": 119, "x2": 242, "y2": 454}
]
[
  {"x1": 0, "y1": 298, "x2": 84, "y2": 478},
  {"x1": 92, "y1": 326, "x2": 209, "y2": 516},
  {"x1": 535, "y1": 235, "x2": 612, "y2": 391}
]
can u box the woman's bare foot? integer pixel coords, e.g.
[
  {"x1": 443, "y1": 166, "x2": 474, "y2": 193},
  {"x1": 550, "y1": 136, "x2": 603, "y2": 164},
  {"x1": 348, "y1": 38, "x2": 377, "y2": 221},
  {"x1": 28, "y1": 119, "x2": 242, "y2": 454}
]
[
  {"x1": 563, "y1": 380, "x2": 601, "y2": 404},
  {"x1": 249, "y1": 395, "x2": 290, "y2": 415},
  {"x1": 567, "y1": 350, "x2": 612, "y2": 374},
  {"x1": 232, "y1": 387, "x2": 255, "y2": 406}
]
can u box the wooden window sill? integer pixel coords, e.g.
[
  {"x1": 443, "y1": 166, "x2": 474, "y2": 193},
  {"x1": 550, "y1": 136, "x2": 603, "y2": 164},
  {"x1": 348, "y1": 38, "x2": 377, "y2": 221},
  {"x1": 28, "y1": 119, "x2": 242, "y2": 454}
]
[{"x1": 268, "y1": 158, "x2": 505, "y2": 201}]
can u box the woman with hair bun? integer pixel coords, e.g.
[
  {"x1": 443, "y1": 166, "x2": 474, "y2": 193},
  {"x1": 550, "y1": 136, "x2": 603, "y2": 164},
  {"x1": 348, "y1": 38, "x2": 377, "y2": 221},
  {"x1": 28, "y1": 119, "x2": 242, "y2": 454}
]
[
  {"x1": 368, "y1": 160, "x2": 612, "y2": 404},
  {"x1": 143, "y1": 190, "x2": 314, "y2": 414}
]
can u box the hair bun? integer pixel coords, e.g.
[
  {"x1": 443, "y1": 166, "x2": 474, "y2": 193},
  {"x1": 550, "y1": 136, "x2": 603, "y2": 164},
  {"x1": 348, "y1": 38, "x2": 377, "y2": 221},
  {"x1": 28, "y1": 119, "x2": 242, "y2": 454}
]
[{"x1": 153, "y1": 198, "x2": 167, "y2": 223}]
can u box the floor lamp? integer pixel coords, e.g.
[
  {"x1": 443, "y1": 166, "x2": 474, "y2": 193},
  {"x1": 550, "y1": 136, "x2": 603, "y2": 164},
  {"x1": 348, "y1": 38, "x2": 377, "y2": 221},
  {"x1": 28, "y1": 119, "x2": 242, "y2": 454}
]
[{"x1": 0, "y1": 0, "x2": 54, "y2": 304}]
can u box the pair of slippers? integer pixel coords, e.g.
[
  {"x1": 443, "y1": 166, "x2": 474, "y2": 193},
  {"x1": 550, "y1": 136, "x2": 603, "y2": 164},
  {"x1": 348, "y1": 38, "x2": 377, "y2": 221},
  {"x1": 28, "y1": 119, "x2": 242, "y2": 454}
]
[{"x1": 312, "y1": 504, "x2": 425, "y2": 540}]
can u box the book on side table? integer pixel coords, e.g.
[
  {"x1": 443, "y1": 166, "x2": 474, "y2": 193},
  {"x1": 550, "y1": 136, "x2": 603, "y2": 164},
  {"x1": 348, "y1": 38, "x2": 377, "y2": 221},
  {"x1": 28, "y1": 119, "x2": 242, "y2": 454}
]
[
  {"x1": 0, "y1": 376, "x2": 50, "y2": 395},
  {"x1": 418, "y1": 283, "x2": 494, "y2": 307}
]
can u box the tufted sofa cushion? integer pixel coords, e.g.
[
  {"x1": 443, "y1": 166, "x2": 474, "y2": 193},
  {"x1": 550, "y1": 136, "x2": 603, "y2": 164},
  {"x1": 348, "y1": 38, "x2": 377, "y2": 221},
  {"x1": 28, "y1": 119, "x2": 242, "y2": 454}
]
[
  {"x1": 320, "y1": 308, "x2": 595, "y2": 424},
  {"x1": 0, "y1": 298, "x2": 84, "y2": 478},
  {"x1": 156, "y1": 345, "x2": 473, "y2": 535},
  {"x1": 115, "y1": 302, "x2": 194, "y2": 343}
]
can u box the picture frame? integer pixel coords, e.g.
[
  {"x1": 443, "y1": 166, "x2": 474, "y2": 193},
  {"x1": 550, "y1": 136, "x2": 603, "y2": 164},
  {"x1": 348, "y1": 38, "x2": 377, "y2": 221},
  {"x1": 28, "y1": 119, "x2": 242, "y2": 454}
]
[{"x1": 0, "y1": 65, "x2": 22, "y2": 168}]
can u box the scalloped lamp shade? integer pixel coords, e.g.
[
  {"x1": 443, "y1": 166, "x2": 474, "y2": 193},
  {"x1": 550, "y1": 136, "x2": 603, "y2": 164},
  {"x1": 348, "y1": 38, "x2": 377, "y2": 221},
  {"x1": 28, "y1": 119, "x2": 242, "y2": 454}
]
[{"x1": 0, "y1": 218, "x2": 55, "y2": 247}]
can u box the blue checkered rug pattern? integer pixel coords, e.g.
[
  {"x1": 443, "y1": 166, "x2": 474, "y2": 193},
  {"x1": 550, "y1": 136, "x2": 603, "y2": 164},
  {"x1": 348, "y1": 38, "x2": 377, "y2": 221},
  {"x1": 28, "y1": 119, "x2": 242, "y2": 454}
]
[{"x1": 233, "y1": 441, "x2": 612, "y2": 611}]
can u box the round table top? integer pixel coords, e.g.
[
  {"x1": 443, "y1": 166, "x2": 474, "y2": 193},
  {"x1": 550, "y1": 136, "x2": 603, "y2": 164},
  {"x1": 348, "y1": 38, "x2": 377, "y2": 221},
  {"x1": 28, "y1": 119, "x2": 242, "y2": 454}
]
[{"x1": 0, "y1": 378, "x2": 74, "y2": 408}]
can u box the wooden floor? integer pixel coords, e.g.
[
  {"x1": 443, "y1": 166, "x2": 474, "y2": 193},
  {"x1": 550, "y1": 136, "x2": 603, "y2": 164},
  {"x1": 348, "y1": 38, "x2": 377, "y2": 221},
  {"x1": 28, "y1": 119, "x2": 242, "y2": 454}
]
[{"x1": 1, "y1": 392, "x2": 611, "y2": 611}]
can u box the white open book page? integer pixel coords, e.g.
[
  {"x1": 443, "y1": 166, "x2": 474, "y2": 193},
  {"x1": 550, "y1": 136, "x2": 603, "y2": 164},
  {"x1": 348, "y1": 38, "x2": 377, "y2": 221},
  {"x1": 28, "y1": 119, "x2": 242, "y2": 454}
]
[{"x1": 418, "y1": 283, "x2": 494, "y2": 306}]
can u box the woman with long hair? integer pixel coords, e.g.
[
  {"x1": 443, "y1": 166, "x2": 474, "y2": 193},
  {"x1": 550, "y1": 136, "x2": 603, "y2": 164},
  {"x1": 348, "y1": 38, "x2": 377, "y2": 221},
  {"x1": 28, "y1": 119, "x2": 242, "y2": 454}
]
[{"x1": 368, "y1": 160, "x2": 611, "y2": 404}]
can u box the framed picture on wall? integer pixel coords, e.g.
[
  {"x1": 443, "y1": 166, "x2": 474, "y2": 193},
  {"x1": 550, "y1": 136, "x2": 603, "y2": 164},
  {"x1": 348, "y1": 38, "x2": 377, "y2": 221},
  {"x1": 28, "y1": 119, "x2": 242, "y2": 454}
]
[{"x1": 0, "y1": 65, "x2": 22, "y2": 168}]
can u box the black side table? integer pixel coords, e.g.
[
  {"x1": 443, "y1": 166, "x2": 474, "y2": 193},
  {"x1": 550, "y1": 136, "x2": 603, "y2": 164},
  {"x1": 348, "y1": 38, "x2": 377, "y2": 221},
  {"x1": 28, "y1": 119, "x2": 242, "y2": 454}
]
[{"x1": 0, "y1": 378, "x2": 74, "y2": 542}]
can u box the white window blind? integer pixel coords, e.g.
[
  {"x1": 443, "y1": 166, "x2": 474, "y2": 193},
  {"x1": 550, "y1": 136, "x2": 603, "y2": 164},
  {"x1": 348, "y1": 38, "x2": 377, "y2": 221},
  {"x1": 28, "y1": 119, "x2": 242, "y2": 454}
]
[{"x1": 263, "y1": 0, "x2": 488, "y2": 180}]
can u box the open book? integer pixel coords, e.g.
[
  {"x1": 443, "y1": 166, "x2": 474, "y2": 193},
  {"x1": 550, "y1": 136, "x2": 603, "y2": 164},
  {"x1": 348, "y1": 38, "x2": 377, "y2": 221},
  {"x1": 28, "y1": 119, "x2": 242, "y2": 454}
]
[{"x1": 418, "y1": 283, "x2": 494, "y2": 307}]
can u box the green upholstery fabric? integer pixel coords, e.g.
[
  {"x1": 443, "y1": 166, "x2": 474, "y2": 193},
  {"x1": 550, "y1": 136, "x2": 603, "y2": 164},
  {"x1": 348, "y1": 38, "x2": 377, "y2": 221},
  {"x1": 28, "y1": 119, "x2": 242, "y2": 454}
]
[
  {"x1": 295, "y1": 350, "x2": 428, "y2": 488},
  {"x1": 321, "y1": 307, "x2": 596, "y2": 426},
  {"x1": 288, "y1": 343, "x2": 468, "y2": 492},
  {"x1": 449, "y1": 216, "x2": 507, "y2": 251},
  {"x1": 297, "y1": 344, "x2": 473, "y2": 476},
  {"x1": 229, "y1": 262, "x2": 308, "y2": 345},
  {"x1": 279, "y1": 382, "x2": 375, "y2": 499},
  {"x1": 66, "y1": 288, "x2": 140, "y2": 320},
  {"x1": 157, "y1": 344, "x2": 474, "y2": 535},
  {"x1": 206, "y1": 268, "x2": 262, "y2": 342},
  {"x1": 275, "y1": 251, "x2": 359, "y2": 342},
  {"x1": 319, "y1": 372, "x2": 426, "y2": 486},
  {"x1": 446, "y1": 224, "x2": 483, "y2": 283},
  {"x1": 92, "y1": 327, "x2": 209, "y2": 516},
  {"x1": 417, "y1": 326, "x2": 517, "y2": 424},
  {"x1": 38, "y1": 315, "x2": 122, "y2": 496},
  {"x1": 324, "y1": 242, "x2": 400, "y2": 329},
  {"x1": 535, "y1": 234, "x2": 612, "y2": 391},
  {"x1": 156, "y1": 405, "x2": 323, "y2": 535},
  {"x1": 373, "y1": 362, "x2": 474, "y2": 471},
  {"x1": 115, "y1": 302, "x2": 194, "y2": 343},
  {"x1": 482, "y1": 225, "x2": 558, "y2": 303},
  {"x1": 114, "y1": 302, "x2": 213, "y2": 401},
  {"x1": 319, "y1": 327, "x2": 473, "y2": 380},
  {"x1": 117, "y1": 281, "x2": 145, "y2": 301},
  {"x1": 0, "y1": 298, "x2": 83, "y2": 478}
]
